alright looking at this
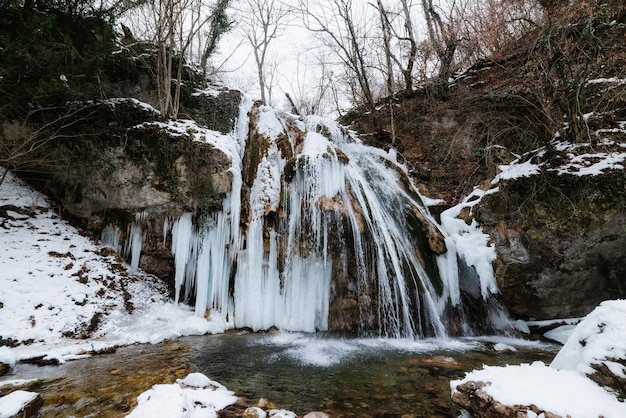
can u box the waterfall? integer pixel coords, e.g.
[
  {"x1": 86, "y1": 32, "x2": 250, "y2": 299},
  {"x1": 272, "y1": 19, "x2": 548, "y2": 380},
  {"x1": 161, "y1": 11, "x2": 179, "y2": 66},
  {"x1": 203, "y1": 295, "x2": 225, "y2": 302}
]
[{"x1": 110, "y1": 100, "x2": 508, "y2": 338}]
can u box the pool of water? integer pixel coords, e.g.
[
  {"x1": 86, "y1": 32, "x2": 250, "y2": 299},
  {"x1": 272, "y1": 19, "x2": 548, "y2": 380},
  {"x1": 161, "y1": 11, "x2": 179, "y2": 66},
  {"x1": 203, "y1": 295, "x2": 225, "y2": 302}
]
[{"x1": 0, "y1": 332, "x2": 559, "y2": 417}]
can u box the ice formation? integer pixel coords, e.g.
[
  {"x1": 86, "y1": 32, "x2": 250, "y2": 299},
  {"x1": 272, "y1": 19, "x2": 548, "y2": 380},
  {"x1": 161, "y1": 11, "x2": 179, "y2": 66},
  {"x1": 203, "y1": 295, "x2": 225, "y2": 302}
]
[{"x1": 105, "y1": 98, "x2": 505, "y2": 338}]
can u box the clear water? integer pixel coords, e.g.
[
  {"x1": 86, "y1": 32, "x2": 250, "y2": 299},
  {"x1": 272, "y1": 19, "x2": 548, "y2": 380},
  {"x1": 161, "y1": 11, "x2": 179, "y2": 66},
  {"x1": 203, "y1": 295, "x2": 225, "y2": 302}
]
[{"x1": 0, "y1": 333, "x2": 558, "y2": 417}]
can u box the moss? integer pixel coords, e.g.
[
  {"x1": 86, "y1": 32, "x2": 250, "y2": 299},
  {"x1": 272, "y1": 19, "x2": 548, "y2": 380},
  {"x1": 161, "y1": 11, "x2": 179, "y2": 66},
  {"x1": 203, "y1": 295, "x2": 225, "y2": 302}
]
[
  {"x1": 184, "y1": 89, "x2": 242, "y2": 134},
  {"x1": 488, "y1": 170, "x2": 626, "y2": 238},
  {"x1": 244, "y1": 131, "x2": 272, "y2": 187}
]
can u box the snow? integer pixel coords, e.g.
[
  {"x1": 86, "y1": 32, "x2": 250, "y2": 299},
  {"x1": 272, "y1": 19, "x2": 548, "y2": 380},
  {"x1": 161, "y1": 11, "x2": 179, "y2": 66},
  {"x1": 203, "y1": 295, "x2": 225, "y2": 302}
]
[
  {"x1": 554, "y1": 151, "x2": 626, "y2": 175},
  {"x1": 0, "y1": 379, "x2": 37, "y2": 389},
  {"x1": 0, "y1": 390, "x2": 38, "y2": 418},
  {"x1": 134, "y1": 118, "x2": 236, "y2": 160},
  {"x1": 451, "y1": 300, "x2": 626, "y2": 418},
  {"x1": 543, "y1": 325, "x2": 577, "y2": 344},
  {"x1": 497, "y1": 159, "x2": 541, "y2": 180},
  {"x1": 587, "y1": 77, "x2": 626, "y2": 85},
  {"x1": 107, "y1": 97, "x2": 161, "y2": 114},
  {"x1": 551, "y1": 300, "x2": 626, "y2": 376},
  {"x1": 0, "y1": 348, "x2": 16, "y2": 367},
  {"x1": 126, "y1": 372, "x2": 238, "y2": 418},
  {"x1": 0, "y1": 171, "x2": 226, "y2": 362},
  {"x1": 451, "y1": 362, "x2": 626, "y2": 418},
  {"x1": 269, "y1": 410, "x2": 297, "y2": 418},
  {"x1": 256, "y1": 106, "x2": 287, "y2": 140}
]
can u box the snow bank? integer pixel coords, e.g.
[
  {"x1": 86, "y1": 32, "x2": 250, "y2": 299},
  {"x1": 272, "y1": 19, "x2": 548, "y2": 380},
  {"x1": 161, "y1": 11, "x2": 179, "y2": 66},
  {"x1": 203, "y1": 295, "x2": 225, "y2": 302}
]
[
  {"x1": 0, "y1": 348, "x2": 16, "y2": 368},
  {"x1": 451, "y1": 362, "x2": 626, "y2": 417},
  {"x1": 452, "y1": 300, "x2": 626, "y2": 417},
  {"x1": 0, "y1": 171, "x2": 225, "y2": 361},
  {"x1": 551, "y1": 299, "x2": 626, "y2": 376},
  {"x1": 126, "y1": 372, "x2": 237, "y2": 418}
]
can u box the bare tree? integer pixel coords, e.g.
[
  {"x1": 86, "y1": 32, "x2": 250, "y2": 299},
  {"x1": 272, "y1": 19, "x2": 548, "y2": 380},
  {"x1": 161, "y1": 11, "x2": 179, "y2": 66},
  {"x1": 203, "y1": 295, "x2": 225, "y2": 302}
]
[
  {"x1": 237, "y1": 0, "x2": 292, "y2": 106},
  {"x1": 450, "y1": 0, "x2": 541, "y2": 67},
  {"x1": 124, "y1": 0, "x2": 232, "y2": 118},
  {"x1": 154, "y1": 0, "x2": 209, "y2": 118},
  {"x1": 1, "y1": 104, "x2": 103, "y2": 186},
  {"x1": 377, "y1": 0, "x2": 419, "y2": 92},
  {"x1": 396, "y1": 0, "x2": 419, "y2": 91},
  {"x1": 421, "y1": 0, "x2": 458, "y2": 80},
  {"x1": 298, "y1": 0, "x2": 377, "y2": 113},
  {"x1": 376, "y1": 0, "x2": 397, "y2": 144},
  {"x1": 284, "y1": 51, "x2": 336, "y2": 117}
]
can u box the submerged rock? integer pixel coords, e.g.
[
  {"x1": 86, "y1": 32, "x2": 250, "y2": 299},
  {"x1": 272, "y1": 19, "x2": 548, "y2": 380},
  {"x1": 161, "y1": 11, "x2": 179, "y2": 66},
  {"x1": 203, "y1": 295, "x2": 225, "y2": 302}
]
[{"x1": 243, "y1": 407, "x2": 267, "y2": 418}]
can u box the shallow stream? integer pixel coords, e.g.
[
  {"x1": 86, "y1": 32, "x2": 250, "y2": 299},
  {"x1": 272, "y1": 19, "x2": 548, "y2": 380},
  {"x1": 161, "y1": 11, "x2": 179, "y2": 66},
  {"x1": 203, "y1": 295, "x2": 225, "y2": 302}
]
[{"x1": 0, "y1": 333, "x2": 558, "y2": 417}]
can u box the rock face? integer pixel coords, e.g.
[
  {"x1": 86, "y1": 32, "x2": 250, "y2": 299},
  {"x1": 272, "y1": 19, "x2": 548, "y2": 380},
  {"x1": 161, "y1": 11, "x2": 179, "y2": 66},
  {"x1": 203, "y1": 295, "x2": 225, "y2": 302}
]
[
  {"x1": 475, "y1": 172, "x2": 626, "y2": 320},
  {"x1": 14, "y1": 92, "x2": 240, "y2": 285}
]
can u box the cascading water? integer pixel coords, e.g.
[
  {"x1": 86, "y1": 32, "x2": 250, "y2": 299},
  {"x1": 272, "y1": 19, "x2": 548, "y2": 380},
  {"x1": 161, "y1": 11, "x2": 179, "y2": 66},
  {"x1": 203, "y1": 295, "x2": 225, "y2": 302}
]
[{"x1": 106, "y1": 97, "x2": 508, "y2": 338}]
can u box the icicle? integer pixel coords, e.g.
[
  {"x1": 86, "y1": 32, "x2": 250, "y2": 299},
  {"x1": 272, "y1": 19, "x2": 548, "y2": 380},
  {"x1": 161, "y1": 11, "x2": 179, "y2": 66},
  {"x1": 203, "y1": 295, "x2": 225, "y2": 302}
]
[
  {"x1": 163, "y1": 218, "x2": 170, "y2": 247},
  {"x1": 100, "y1": 224, "x2": 121, "y2": 253},
  {"x1": 125, "y1": 224, "x2": 143, "y2": 273},
  {"x1": 162, "y1": 99, "x2": 505, "y2": 338},
  {"x1": 171, "y1": 213, "x2": 195, "y2": 303}
]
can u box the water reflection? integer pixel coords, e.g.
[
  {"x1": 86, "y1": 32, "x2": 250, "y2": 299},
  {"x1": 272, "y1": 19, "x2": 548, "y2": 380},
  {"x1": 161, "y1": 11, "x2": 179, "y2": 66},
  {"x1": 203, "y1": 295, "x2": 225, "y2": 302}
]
[{"x1": 0, "y1": 333, "x2": 558, "y2": 417}]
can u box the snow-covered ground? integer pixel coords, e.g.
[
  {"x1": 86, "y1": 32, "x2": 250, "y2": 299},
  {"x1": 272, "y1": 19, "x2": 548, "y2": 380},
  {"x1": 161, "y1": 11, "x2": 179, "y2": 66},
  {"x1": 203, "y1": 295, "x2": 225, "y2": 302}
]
[{"x1": 0, "y1": 171, "x2": 226, "y2": 364}]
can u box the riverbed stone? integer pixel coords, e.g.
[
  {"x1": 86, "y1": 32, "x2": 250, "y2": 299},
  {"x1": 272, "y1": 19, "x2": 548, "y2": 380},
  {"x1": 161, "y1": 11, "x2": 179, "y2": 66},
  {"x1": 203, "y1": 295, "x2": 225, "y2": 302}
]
[
  {"x1": 303, "y1": 412, "x2": 330, "y2": 418},
  {"x1": 243, "y1": 406, "x2": 267, "y2": 418}
]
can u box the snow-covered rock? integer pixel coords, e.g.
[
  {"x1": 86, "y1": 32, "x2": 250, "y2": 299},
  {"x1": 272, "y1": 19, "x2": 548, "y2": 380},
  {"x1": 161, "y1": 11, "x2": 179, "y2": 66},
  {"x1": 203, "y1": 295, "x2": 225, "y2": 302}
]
[
  {"x1": 451, "y1": 300, "x2": 626, "y2": 418},
  {"x1": 0, "y1": 390, "x2": 42, "y2": 418},
  {"x1": 126, "y1": 372, "x2": 238, "y2": 418},
  {"x1": 551, "y1": 300, "x2": 626, "y2": 377},
  {"x1": 0, "y1": 348, "x2": 16, "y2": 372}
]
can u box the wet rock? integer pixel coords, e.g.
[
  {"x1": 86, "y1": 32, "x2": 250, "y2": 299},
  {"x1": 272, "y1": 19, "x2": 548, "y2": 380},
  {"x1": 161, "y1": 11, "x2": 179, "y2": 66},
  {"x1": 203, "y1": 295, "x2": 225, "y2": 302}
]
[
  {"x1": 303, "y1": 412, "x2": 330, "y2": 418},
  {"x1": 0, "y1": 363, "x2": 9, "y2": 376},
  {"x1": 243, "y1": 406, "x2": 267, "y2": 418},
  {"x1": 451, "y1": 381, "x2": 562, "y2": 418},
  {"x1": 328, "y1": 298, "x2": 359, "y2": 332},
  {"x1": 257, "y1": 398, "x2": 277, "y2": 410},
  {"x1": 407, "y1": 355, "x2": 461, "y2": 370}
]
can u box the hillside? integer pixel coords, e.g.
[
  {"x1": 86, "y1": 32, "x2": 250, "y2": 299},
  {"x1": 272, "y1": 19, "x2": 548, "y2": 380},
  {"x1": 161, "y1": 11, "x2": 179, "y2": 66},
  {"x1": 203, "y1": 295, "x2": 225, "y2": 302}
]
[{"x1": 347, "y1": 1, "x2": 626, "y2": 320}]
